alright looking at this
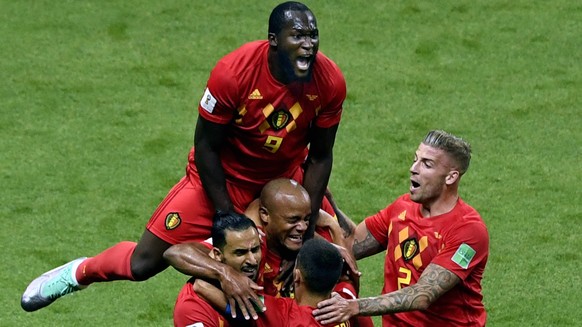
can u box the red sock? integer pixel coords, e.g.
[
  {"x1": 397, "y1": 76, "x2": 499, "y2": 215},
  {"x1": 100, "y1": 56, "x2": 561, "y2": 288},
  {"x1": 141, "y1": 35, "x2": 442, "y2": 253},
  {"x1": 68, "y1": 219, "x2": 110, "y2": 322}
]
[{"x1": 75, "y1": 241, "x2": 137, "y2": 285}]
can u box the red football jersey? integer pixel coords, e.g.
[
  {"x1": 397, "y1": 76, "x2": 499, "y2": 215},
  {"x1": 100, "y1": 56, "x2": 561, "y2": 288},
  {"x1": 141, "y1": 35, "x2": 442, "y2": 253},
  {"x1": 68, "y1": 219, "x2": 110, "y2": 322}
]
[
  {"x1": 194, "y1": 40, "x2": 345, "y2": 188},
  {"x1": 365, "y1": 194, "x2": 489, "y2": 327},
  {"x1": 254, "y1": 295, "x2": 350, "y2": 327},
  {"x1": 173, "y1": 280, "x2": 231, "y2": 327}
]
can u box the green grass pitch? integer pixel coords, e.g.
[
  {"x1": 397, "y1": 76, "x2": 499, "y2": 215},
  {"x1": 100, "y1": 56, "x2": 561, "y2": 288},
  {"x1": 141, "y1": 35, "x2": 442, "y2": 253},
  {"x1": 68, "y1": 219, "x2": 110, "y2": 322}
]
[{"x1": 2, "y1": 1, "x2": 581, "y2": 326}]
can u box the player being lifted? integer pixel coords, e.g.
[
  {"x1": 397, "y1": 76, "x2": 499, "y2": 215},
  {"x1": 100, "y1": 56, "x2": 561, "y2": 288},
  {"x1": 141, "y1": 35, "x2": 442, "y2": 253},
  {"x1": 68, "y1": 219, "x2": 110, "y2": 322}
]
[{"x1": 22, "y1": 2, "x2": 346, "y2": 317}]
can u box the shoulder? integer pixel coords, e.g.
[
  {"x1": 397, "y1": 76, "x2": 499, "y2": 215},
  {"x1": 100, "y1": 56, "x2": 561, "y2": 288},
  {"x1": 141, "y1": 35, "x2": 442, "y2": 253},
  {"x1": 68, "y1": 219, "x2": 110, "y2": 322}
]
[
  {"x1": 216, "y1": 40, "x2": 268, "y2": 72},
  {"x1": 207, "y1": 41, "x2": 268, "y2": 99},
  {"x1": 454, "y1": 198, "x2": 488, "y2": 231},
  {"x1": 258, "y1": 296, "x2": 293, "y2": 325},
  {"x1": 380, "y1": 194, "x2": 417, "y2": 216},
  {"x1": 314, "y1": 50, "x2": 343, "y2": 75},
  {"x1": 442, "y1": 199, "x2": 489, "y2": 247},
  {"x1": 312, "y1": 51, "x2": 346, "y2": 91}
]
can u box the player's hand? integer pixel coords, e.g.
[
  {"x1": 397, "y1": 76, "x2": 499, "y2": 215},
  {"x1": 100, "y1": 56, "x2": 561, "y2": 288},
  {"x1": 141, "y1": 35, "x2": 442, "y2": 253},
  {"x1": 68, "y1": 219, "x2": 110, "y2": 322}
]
[
  {"x1": 219, "y1": 265, "x2": 265, "y2": 320},
  {"x1": 331, "y1": 243, "x2": 361, "y2": 279},
  {"x1": 313, "y1": 292, "x2": 358, "y2": 324},
  {"x1": 276, "y1": 257, "x2": 296, "y2": 298}
]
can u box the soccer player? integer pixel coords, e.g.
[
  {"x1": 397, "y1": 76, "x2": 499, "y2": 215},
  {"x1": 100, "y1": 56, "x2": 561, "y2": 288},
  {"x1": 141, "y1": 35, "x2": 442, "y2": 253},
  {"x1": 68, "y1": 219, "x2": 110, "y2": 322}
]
[
  {"x1": 195, "y1": 238, "x2": 351, "y2": 327},
  {"x1": 165, "y1": 178, "x2": 371, "y2": 326},
  {"x1": 21, "y1": 1, "x2": 346, "y2": 314},
  {"x1": 173, "y1": 211, "x2": 262, "y2": 327},
  {"x1": 313, "y1": 130, "x2": 490, "y2": 327}
]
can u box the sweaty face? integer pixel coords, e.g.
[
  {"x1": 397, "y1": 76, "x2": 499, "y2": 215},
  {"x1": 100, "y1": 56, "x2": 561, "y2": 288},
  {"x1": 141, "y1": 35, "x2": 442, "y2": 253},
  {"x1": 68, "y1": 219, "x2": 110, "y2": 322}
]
[
  {"x1": 219, "y1": 228, "x2": 262, "y2": 281},
  {"x1": 264, "y1": 192, "x2": 311, "y2": 254},
  {"x1": 409, "y1": 143, "x2": 454, "y2": 206},
  {"x1": 274, "y1": 10, "x2": 319, "y2": 82}
]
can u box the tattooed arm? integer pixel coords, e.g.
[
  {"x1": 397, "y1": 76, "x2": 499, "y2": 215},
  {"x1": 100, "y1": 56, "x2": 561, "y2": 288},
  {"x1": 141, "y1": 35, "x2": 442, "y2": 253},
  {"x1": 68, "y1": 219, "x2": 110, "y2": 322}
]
[
  {"x1": 351, "y1": 221, "x2": 384, "y2": 260},
  {"x1": 357, "y1": 263, "x2": 460, "y2": 313},
  {"x1": 312, "y1": 263, "x2": 461, "y2": 324}
]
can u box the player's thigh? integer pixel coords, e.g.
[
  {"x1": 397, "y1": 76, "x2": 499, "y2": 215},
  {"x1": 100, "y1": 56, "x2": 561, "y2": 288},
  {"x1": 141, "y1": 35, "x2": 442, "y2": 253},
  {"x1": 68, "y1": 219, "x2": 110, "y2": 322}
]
[{"x1": 146, "y1": 176, "x2": 215, "y2": 244}]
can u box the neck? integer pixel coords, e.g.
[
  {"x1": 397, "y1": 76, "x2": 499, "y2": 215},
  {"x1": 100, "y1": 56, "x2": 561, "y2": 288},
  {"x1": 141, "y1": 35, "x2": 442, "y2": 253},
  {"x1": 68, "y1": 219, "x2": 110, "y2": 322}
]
[
  {"x1": 421, "y1": 191, "x2": 459, "y2": 217},
  {"x1": 295, "y1": 289, "x2": 328, "y2": 307}
]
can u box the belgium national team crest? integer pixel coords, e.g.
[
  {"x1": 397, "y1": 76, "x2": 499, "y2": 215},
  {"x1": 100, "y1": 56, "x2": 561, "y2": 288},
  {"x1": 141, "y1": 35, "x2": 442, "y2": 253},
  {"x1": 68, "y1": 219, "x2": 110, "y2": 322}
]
[
  {"x1": 401, "y1": 238, "x2": 419, "y2": 261},
  {"x1": 165, "y1": 213, "x2": 181, "y2": 230},
  {"x1": 268, "y1": 110, "x2": 291, "y2": 130}
]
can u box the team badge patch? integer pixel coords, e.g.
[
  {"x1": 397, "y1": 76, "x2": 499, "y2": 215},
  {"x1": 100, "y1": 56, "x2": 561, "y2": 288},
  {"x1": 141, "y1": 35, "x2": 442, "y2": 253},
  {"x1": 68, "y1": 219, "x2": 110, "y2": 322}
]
[
  {"x1": 268, "y1": 110, "x2": 290, "y2": 130},
  {"x1": 401, "y1": 238, "x2": 419, "y2": 261},
  {"x1": 165, "y1": 213, "x2": 181, "y2": 230},
  {"x1": 451, "y1": 243, "x2": 476, "y2": 269},
  {"x1": 200, "y1": 87, "x2": 217, "y2": 113}
]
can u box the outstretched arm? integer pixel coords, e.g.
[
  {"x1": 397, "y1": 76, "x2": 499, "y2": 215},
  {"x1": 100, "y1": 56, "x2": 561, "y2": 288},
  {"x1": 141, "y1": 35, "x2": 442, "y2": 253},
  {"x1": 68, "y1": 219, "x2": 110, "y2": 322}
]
[
  {"x1": 303, "y1": 124, "x2": 339, "y2": 240},
  {"x1": 194, "y1": 115, "x2": 233, "y2": 212},
  {"x1": 324, "y1": 187, "x2": 357, "y2": 239},
  {"x1": 315, "y1": 209, "x2": 360, "y2": 278},
  {"x1": 163, "y1": 242, "x2": 264, "y2": 319},
  {"x1": 313, "y1": 263, "x2": 461, "y2": 324}
]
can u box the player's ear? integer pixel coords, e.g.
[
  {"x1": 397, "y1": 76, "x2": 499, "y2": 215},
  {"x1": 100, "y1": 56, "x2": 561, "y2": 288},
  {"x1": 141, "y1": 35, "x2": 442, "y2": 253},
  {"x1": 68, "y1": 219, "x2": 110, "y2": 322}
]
[
  {"x1": 210, "y1": 247, "x2": 223, "y2": 261},
  {"x1": 268, "y1": 33, "x2": 277, "y2": 47},
  {"x1": 293, "y1": 268, "x2": 301, "y2": 286},
  {"x1": 445, "y1": 170, "x2": 459, "y2": 185},
  {"x1": 259, "y1": 206, "x2": 269, "y2": 225}
]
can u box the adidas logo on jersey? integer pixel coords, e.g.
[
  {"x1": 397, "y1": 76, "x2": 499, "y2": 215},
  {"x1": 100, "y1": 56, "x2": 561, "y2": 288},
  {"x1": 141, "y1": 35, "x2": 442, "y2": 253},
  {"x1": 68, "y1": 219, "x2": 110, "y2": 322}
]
[{"x1": 248, "y1": 89, "x2": 263, "y2": 100}]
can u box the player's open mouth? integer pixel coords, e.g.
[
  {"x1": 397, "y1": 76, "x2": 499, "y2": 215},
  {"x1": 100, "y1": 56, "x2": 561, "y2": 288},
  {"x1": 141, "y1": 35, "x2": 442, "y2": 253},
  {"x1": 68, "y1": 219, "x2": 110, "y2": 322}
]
[
  {"x1": 296, "y1": 55, "x2": 312, "y2": 71},
  {"x1": 241, "y1": 266, "x2": 258, "y2": 278},
  {"x1": 410, "y1": 180, "x2": 420, "y2": 192},
  {"x1": 288, "y1": 234, "x2": 302, "y2": 244}
]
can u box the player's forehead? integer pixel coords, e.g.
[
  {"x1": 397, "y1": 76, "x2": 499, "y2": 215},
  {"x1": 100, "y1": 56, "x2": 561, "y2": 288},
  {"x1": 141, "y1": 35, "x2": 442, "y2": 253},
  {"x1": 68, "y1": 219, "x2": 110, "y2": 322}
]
[
  {"x1": 415, "y1": 143, "x2": 446, "y2": 161},
  {"x1": 223, "y1": 228, "x2": 260, "y2": 250},
  {"x1": 283, "y1": 10, "x2": 317, "y2": 33},
  {"x1": 271, "y1": 193, "x2": 310, "y2": 216}
]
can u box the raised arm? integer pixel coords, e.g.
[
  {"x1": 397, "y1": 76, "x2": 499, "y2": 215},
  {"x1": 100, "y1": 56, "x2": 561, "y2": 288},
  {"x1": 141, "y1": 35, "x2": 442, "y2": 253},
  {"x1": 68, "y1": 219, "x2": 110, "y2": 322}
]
[
  {"x1": 324, "y1": 187, "x2": 357, "y2": 239},
  {"x1": 303, "y1": 124, "x2": 339, "y2": 240},
  {"x1": 313, "y1": 263, "x2": 461, "y2": 324},
  {"x1": 194, "y1": 115, "x2": 233, "y2": 212},
  {"x1": 315, "y1": 209, "x2": 360, "y2": 278},
  {"x1": 163, "y1": 242, "x2": 264, "y2": 319},
  {"x1": 315, "y1": 209, "x2": 346, "y2": 247}
]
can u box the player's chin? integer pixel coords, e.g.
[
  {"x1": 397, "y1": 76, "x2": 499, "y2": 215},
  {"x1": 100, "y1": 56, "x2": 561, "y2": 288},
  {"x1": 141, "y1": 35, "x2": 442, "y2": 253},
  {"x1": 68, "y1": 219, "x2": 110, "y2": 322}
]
[
  {"x1": 285, "y1": 237, "x2": 303, "y2": 251},
  {"x1": 241, "y1": 268, "x2": 258, "y2": 280},
  {"x1": 292, "y1": 67, "x2": 312, "y2": 81}
]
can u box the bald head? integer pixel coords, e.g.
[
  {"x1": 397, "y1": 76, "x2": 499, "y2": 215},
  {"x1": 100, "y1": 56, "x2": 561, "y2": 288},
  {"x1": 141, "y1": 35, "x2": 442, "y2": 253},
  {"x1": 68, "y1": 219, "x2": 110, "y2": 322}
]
[
  {"x1": 259, "y1": 178, "x2": 311, "y2": 254},
  {"x1": 260, "y1": 178, "x2": 311, "y2": 211}
]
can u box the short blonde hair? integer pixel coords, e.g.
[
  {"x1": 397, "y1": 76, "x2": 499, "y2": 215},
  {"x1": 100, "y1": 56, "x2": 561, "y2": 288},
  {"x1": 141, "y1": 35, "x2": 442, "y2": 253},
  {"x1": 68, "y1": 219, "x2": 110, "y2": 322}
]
[{"x1": 423, "y1": 130, "x2": 472, "y2": 175}]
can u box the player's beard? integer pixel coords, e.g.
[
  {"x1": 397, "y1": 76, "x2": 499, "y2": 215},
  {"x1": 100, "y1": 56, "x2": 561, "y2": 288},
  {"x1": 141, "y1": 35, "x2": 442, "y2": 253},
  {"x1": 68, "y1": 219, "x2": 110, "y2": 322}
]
[{"x1": 278, "y1": 50, "x2": 315, "y2": 83}]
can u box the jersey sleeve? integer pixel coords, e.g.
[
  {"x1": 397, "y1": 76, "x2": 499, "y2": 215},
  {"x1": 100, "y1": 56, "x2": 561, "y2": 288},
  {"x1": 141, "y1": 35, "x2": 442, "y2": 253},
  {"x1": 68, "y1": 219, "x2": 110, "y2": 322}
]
[
  {"x1": 364, "y1": 205, "x2": 394, "y2": 248},
  {"x1": 313, "y1": 57, "x2": 346, "y2": 128},
  {"x1": 431, "y1": 220, "x2": 489, "y2": 281},
  {"x1": 197, "y1": 61, "x2": 241, "y2": 124}
]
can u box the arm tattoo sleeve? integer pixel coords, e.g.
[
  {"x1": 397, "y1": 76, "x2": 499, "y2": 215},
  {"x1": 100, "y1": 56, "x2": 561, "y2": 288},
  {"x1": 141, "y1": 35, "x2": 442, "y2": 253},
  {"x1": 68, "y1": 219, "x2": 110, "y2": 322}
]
[
  {"x1": 352, "y1": 229, "x2": 382, "y2": 260},
  {"x1": 357, "y1": 264, "x2": 461, "y2": 315}
]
